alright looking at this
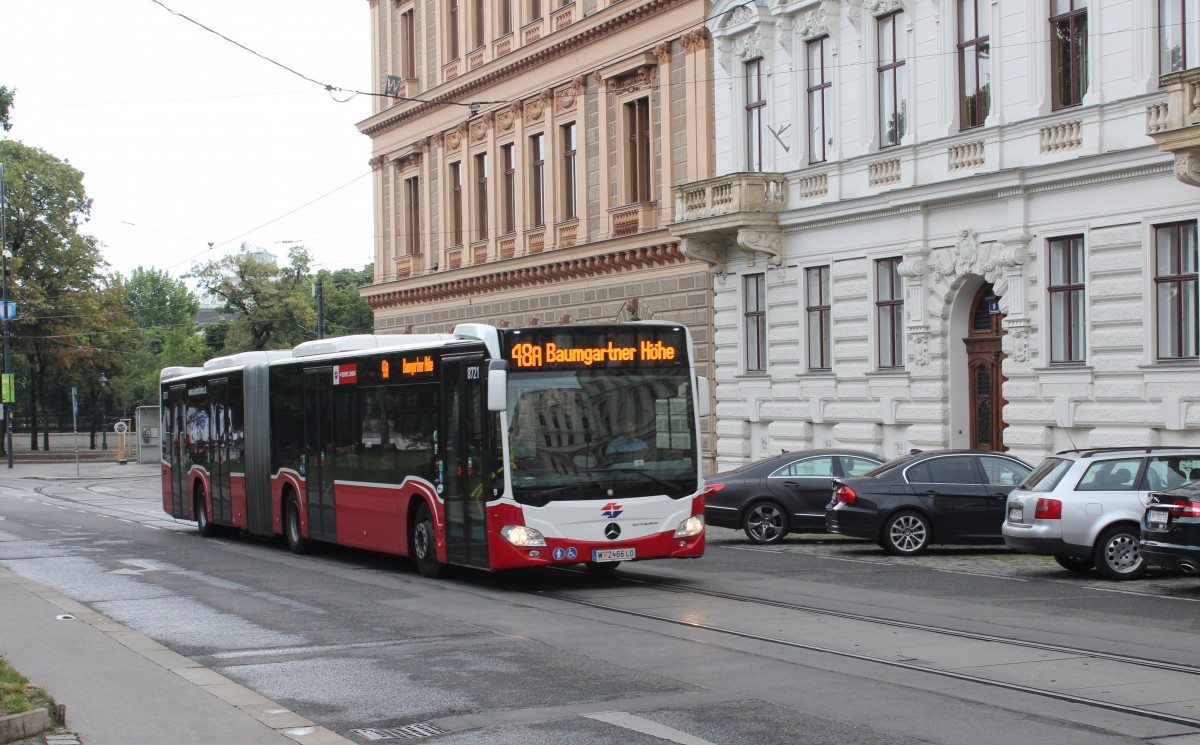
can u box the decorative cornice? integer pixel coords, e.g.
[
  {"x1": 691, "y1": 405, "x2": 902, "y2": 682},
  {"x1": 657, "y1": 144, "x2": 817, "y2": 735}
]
[
  {"x1": 680, "y1": 27, "x2": 711, "y2": 54},
  {"x1": 359, "y1": 0, "x2": 689, "y2": 137},
  {"x1": 363, "y1": 242, "x2": 687, "y2": 309},
  {"x1": 368, "y1": 155, "x2": 386, "y2": 171}
]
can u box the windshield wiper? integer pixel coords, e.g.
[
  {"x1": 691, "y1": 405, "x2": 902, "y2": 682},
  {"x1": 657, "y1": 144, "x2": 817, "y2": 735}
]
[{"x1": 587, "y1": 467, "x2": 681, "y2": 495}]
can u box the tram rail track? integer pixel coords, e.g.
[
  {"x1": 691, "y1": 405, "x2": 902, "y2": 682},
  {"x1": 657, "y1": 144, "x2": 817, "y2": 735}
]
[{"x1": 525, "y1": 569, "x2": 1200, "y2": 732}]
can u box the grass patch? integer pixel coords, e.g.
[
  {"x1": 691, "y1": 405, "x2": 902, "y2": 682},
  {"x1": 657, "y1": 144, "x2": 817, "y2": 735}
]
[{"x1": 0, "y1": 655, "x2": 56, "y2": 719}]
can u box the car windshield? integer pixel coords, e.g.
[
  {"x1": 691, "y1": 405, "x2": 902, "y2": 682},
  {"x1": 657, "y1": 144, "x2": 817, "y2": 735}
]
[
  {"x1": 1019, "y1": 457, "x2": 1072, "y2": 492},
  {"x1": 506, "y1": 369, "x2": 698, "y2": 505}
]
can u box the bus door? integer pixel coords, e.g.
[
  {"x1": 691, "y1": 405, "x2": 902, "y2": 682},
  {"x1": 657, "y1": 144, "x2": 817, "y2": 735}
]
[
  {"x1": 441, "y1": 354, "x2": 490, "y2": 568},
  {"x1": 168, "y1": 385, "x2": 189, "y2": 517},
  {"x1": 303, "y1": 367, "x2": 338, "y2": 541},
  {"x1": 208, "y1": 378, "x2": 233, "y2": 524}
]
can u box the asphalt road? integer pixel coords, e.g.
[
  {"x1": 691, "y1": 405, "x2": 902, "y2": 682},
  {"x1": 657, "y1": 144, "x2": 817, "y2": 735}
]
[{"x1": 2, "y1": 465, "x2": 1200, "y2": 745}]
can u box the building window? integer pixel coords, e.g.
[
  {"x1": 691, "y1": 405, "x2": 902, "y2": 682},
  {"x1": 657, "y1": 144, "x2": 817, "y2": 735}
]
[
  {"x1": 499, "y1": 0, "x2": 512, "y2": 36},
  {"x1": 449, "y1": 161, "x2": 463, "y2": 247},
  {"x1": 744, "y1": 273, "x2": 767, "y2": 373},
  {"x1": 403, "y1": 176, "x2": 420, "y2": 256},
  {"x1": 474, "y1": 152, "x2": 488, "y2": 240},
  {"x1": 625, "y1": 97, "x2": 651, "y2": 203},
  {"x1": 806, "y1": 266, "x2": 831, "y2": 371},
  {"x1": 529, "y1": 133, "x2": 545, "y2": 228},
  {"x1": 1051, "y1": 0, "x2": 1088, "y2": 109},
  {"x1": 807, "y1": 37, "x2": 832, "y2": 164},
  {"x1": 448, "y1": 0, "x2": 460, "y2": 60},
  {"x1": 501, "y1": 144, "x2": 515, "y2": 235},
  {"x1": 1048, "y1": 235, "x2": 1086, "y2": 364},
  {"x1": 878, "y1": 11, "x2": 907, "y2": 148},
  {"x1": 401, "y1": 10, "x2": 416, "y2": 80},
  {"x1": 472, "y1": 0, "x2": 485, "y2": 50},
  {"x1": 959, "y1": 0, "x2": 991, "y2": 129},
  {"x1": 561, "y1": 122, "x2": 577, "y2": 220},
  {"x1": 745, "y1": 59, "x2": 766, "y2": 172},
  {"x1": 876, "y1": 257, "x2": 904, "y2": 368},
  {"x1": 1161, "y1": 0, "x2": 1200, "y2": 74},
  {"x1": 529, "y1": 0, "x2": 542, "y2": 23},
  {"x1": 1155, "y1": 221, "x2": 1199, "y2": 360}
]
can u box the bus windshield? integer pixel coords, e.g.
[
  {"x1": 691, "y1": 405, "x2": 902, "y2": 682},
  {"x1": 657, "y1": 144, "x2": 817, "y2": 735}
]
[{"x1": 506, "y1": 369, "x2": 698, "y2": 505}]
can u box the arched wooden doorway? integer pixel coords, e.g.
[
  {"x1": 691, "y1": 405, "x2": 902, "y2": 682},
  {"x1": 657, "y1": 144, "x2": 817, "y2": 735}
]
[{"x1": 963, "y1": 284, "x2": 1007, "y2": 451}]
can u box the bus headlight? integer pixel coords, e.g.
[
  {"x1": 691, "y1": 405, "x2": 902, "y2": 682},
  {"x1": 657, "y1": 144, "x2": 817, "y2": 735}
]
[
  {"x1": 674, "y1": 515, "x2": 705, "y2": 538},
  {"x1": 500, "y1": 524, "x2": 547, "y2": 547}
]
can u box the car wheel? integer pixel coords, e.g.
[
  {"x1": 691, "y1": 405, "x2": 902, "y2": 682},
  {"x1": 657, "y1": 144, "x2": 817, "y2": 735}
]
[
  {"x1": 285, "y1": 497, "x2": 313, "y2": 555},
  {"x1": 411, "y1": 502, "x2": 446, "y2": 579},
  {"x1": 1092, "y1": 525, "x2": 1145, "y2": 581},
  {"x1": 1053, "y1": 554, "x2": 1095, "y2": 573},
  {"x1": 742, "y1": 501, "x2": 789, "y2": 544},
  {"x1": 882, "y1": 511, "x2": 931, "y2": 556},
  {"x1": 195, "y1": 488, "x2": 216, "y2": 538}
]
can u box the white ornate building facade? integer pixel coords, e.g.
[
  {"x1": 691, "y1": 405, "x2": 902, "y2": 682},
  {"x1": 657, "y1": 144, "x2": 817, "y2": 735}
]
[{"x1": 672, "y1": 0, "x2": 1200, "y2": 468}]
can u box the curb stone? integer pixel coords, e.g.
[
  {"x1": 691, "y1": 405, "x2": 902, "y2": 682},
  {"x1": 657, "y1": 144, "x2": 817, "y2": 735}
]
[{"x1": 0, "y1": 709, "x2": 50, "y2": 745}]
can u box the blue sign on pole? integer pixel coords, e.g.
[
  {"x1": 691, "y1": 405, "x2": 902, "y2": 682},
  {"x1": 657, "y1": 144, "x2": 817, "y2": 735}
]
[{"x1": 0, "y1": 301, "x2": 15, "y2": 321}]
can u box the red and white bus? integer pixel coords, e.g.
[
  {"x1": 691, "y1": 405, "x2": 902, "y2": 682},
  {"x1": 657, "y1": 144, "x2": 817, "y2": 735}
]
[{"x1": 160, "y1": 322, "x2": 707, "y2": 576}]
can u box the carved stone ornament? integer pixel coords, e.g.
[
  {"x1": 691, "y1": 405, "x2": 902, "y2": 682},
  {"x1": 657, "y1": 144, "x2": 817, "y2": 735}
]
[
  {"x1": 775, "y1": 16, "x2": 795, "y2": 58},
  {"x1": 680, "y1": 237, "x2": 728, "y2": 275},
  {"x1": 863, "y1": 0, "x2": 904, "y2": 15},
  {"x1": 555, "y1": 77, "x2": 585, "y2": 113},
  {"x1": 729, "y1": 4, "x2": 755, "y2": 24},
  {"x1": 654, "y1": 41, "x2": 672, "y2": 65},
  {"x1": 681, "y1": 27, "x2": 711, "y2": 54},
  {"x1": 907, "y1": 328, "x2": 930, "y2": 366},
  {"x1": 368, "y1": 155, "x2": 386, "y2": 171},
  {"x1": 1005, "y1": 320, "x2": 1033, "y2": 363},
  {"x1": 470, "y1": 113, "x2": 493, "y2": 143},
  {"x1": 524, "y1": 93, "x2": 548, "y2": 123},
  {"x1": 444, "y1": 124, "x2": 467, "y2": 151},
  {"x1": 737, "y1": 228, "x2": 783, "y2": 267},
  {"x1": 798, "y1": 3, "x2": 830, "y2": 40},
  {"x1": 932, "y1": 229, "x2": 980, "y2": 282},
  {"x1": 1174, "y1": 148, "x2": 1200, "y2": 188},
  {"x1": 497, "y1": 104, "x2": 519, "y2": 133},
  {"x1": 734, "y1": 29, "x2": 763, "y2": 61}
]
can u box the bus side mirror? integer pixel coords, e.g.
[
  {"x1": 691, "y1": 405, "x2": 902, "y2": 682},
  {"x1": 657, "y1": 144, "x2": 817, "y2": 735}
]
[
  {"x1": 695, "y1": 376, "x2": 711, "y2": 418},
  {"x1": 487, "y1": 360, "x2": 508, "y2": 412}
]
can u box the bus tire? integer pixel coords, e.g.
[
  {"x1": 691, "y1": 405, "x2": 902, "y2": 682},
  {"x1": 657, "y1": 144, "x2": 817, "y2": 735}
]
[
  {"x1": 412, "y1": 502, "x2": 446, "y2": 579},
  {"x1": 195, "y1": 487, "x2": 216, "y2": 538},
  {"x1": 285, "y1": 498, "x2": 313, "y2": 555}
]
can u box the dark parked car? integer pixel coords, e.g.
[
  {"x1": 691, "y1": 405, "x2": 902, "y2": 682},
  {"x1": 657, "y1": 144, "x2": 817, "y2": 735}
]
[
  {"x1": 826, "y1": 450, "x2": 1032, "y2": 555},
  {"x1": 705, "y1": 449, "x2": 884, "y2": 544},
  {"x1": 1140, "y1": 480, "x2": 1200, "y2": 576}
]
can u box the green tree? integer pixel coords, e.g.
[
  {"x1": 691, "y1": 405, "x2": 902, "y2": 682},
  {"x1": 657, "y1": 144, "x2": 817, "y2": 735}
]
[
  {"x1": 0, "y1": 85, "x2": 13, "y2": 132},
  {"x1": 188, "y1": 244, "x2": 317, "y2": 353},
  {"x1": 112, "y1": 267, "x2": 205, "y2": 410},
  {"x1": 318, "y1": 263, "x2": 374, "y2": 337},
  {"x1": 0, "y1": 139, "x2": 111, "y2": 449}
]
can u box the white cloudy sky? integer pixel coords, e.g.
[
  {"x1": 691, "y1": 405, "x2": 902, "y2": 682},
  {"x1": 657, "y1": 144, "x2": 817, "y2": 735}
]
[{"x1": 1, "y1": 0, "x2": 374, "y2": 279}]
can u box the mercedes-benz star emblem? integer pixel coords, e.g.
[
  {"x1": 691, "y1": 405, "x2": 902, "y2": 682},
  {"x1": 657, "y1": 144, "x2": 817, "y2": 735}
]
[{"x1": 604, "y1": 523, "x2": 621, "y2": 540}]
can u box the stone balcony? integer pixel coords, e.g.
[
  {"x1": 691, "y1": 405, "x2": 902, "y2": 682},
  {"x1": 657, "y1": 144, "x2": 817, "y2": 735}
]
[
  {"x1": 1149, "y1": 67, "x2": 1200, "y2": 187},
  {"x1": 669, "y1": 172, "x2": 788, "y2": 274}
]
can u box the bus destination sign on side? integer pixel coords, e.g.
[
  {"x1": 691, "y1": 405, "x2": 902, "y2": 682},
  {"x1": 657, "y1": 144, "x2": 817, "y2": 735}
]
[
  {"x1": 509, "y1": 340, "x2": 677, "y2": 369},
  {"x1": 380, "y1": 355, "x2": 437, "y2": 380}
]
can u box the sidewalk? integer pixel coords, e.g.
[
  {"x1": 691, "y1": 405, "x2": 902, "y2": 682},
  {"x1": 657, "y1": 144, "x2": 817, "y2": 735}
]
[{"x1": 0, "y1": 465, "x2": 354, "y2": 745}]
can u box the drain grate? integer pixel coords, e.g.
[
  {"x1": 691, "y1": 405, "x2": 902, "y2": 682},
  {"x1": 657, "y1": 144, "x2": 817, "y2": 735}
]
[{"x1": 350, "y1": 723, "x2": 445, "y2": 741}]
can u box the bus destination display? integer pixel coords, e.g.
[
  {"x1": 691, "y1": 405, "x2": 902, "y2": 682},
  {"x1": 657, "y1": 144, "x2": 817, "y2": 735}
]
[{"x1": 502, "y1": 328, "x2": 686, "y2": 371}]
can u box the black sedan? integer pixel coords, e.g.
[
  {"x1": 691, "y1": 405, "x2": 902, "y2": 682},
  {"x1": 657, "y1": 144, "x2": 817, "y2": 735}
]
[
  {"x1": 1140, "y1": 480, "x2": 1200, "y2": 576},
  {"x1": 704, "y1": 449, "x2": 884, "y2": 544},
  {"x1": 826, "y1": 450, "x2": 1032, "y2": 555}
]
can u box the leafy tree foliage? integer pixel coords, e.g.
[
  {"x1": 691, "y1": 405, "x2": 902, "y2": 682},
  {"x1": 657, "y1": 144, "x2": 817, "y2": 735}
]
[
  {"x1": 112, "y1": 268, "x2": 206, "y2": 409},
  {"x1": 188, "y1": 244, "x2": 317, "y2": 353},
  {"x1": 318, "y1": 263, "x2": 375, "y2": 337},
  {"x1": 0, "y1": 139, "x2": 113, "y2": 449},
  {"x1": 0, "y1": 85, "x2": 12, "y2": 132}
]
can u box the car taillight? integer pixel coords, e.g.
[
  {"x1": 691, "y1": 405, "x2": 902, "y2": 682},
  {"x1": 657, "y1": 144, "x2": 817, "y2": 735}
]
[
  {"x1": 1034, "y1": 498, "x2": 1062, "y2": 520},
  {"x1": 836, "y1": 486, "x2": 857, "y2": 504},
  {"x1": 698, "y1": 483, "x2": 726, "y2": 499},
  {"x1": 1168, "y1": 499, "x2": 1200, "y2": 518}
]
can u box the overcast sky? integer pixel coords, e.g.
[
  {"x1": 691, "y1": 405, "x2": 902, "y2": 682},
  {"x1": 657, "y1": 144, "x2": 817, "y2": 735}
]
[{"x1": 1, "y1": 0, "x2": 374, "y2": 280}]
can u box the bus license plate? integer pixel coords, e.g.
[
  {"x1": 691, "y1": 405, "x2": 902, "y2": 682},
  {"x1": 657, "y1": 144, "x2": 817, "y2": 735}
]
[
  {"x1": 592, "y1": 548, "x2": 635, "y2": 562},
  {"x1": 1008, "y1": 506, "x2": 1023, "y2": 523},
  {"x1": 1147, "y1": 509, "x2": 1169, "y2": 528}
]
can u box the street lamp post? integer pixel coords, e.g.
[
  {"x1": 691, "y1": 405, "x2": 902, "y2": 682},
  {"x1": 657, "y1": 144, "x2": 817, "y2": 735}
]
[
  {"x1": 0, "y1": 163, "x2": 11, "y2": 469},
  {"x1": 99, "y1": 373, "x2": 108, "y2": 450}
]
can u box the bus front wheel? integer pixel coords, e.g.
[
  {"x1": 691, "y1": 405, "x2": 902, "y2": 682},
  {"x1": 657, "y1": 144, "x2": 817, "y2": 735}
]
[
  {"x1": 195, "y1": 488, "x2": 216, "y2": 538},
  {"x1": 412, "y1": 503, "x2": 446, "y2": 579}
]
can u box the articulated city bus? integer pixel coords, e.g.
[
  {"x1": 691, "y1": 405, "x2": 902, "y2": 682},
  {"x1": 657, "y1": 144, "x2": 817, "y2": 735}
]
[{"x1": 160, "y1": 322, "x2": 707, "y2": 576}]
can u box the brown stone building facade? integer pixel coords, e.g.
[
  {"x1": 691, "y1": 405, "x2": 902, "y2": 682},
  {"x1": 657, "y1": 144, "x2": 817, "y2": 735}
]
[{"x1": 356, "y1": 0, "x2": 717, "y2": 468}]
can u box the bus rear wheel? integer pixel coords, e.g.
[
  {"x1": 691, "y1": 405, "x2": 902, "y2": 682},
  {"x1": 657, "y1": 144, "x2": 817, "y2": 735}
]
[
  {"x1": 412, "y1": 503, "x2": 446, "y2": 579},
  {"x1": 195, "y1": 488, "x2": 216, "y2": 538},
  {"x1": 285, "y1": 498, "x2": 313, "y2": 555}
]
